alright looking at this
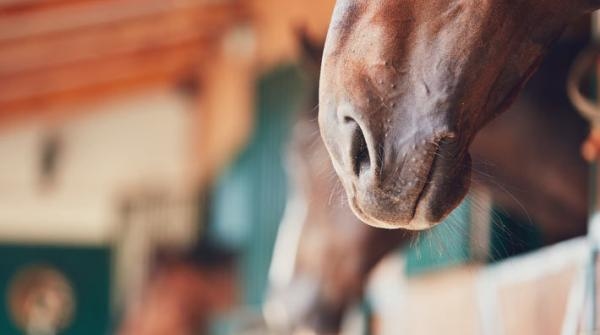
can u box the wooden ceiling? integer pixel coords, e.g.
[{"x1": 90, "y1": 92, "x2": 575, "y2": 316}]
[
  {"x1": 0, "y1": 0, "x2": 247, "y2": 117},
  {"x1": 0, "y1": 0, "x2": 336, "y2": 126},
  {"x1": 0, "y1": 0, "x2": 337, "y2": 187}
]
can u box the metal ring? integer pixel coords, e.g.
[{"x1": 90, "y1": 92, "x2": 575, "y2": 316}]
[{"x1": 567, "y1": 46, "x2": 600, "y2": 124}]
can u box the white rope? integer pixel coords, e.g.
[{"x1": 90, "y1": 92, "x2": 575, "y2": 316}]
[{"x1": 562, "y1": 264, "x2": 587, "y2": 335}]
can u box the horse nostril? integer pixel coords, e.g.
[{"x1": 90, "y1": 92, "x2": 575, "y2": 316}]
[{"x1": 347, "y1": 117, "x2": 371, "y2": 177}]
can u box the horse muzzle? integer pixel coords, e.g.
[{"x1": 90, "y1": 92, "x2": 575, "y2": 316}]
[{"x1": 322, "y1": 111, "x2": 471, "y2": 230}]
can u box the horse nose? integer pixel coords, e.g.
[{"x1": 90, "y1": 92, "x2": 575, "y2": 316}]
[{"x1": 346, "y1": 117, "x2": 371, "y2": 177}]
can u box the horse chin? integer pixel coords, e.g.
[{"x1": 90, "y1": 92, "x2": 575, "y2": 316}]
[
  {"x1": 348, "y1": 196, "x2": 437, "y2": 230},
  {"x1": 347, "y1": 184, "x2": 439, "y2": 231},
  {"x1": 347, "y1": 153, "x2": 472, "y2": 231},
  {"x1": 348, "y1": 192, "x2": 449, "y2": 231}
]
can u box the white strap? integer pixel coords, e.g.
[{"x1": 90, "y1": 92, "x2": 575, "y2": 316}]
[
  {"x1": 562, "y1": 266, "x2": 586, "y2": 335},
  {"x1": 476, "y1": 267, "x2": 503, "y2": 335}
]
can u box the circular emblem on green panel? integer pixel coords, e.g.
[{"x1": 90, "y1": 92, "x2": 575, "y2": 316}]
[{"x1": 7, "y1": 265, "x2": 75, "y2": 334}]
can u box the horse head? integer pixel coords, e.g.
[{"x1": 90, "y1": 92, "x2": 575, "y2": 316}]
[{"x1": 319, "y1": 0, "x2": 599, "y2": 230}]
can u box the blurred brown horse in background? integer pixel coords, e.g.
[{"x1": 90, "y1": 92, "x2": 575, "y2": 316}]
[
  {"x1": 266, "y1": 108, "x2": 410, "y2": 334},
  {"x1": 318, "y1": 0, "x2": 599, "y2": 230}
]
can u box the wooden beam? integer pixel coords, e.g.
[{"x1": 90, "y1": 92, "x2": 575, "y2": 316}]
[
  {"x1": 0, "y1": 5, "x2": 243, "y2": 76},
  {"x1": 0, "y1": 0, "x2": 247, "y2": 119},
  {"x1": 0, "y1": 41, "x2": 215, "y2": 115},
  {"x1": 0, "y1": 0, "x2": 91, "y2": 15},
  {"x1": 0, "y1": 0, "x2": 242, "y2": 42},
  {"x1": 192, "y1": 51, "x2": 255, "y2": 185}
]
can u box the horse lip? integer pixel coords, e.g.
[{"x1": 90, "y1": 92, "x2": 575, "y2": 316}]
[
  {"x1": 349, "y1": 195, "x2": 434, "y2": 230},
  {"x1": 409, "y1": 146, "x2": 440, "y2": 221},
  {"x1": 414, "y1": 142, "x2": 472, "y2": 224},
  {"x1": 348, "y1": 196, "x2": 411, "y2": 229}
]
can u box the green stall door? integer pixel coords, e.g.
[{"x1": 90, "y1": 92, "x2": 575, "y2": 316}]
[{"x1": 210, "y1": 65, "x2": 309, "y2": 307}]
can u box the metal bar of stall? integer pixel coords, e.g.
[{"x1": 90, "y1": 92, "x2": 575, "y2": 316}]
[
  {"x1": 584, "y1": 11, "x2": 600, "y2": 333},
  {"x1": 587, "y1": 13, "x2": 600, "y2": 329},
  {"x1": 565, "y1": 10, "x2": 600, "y2": 334}
]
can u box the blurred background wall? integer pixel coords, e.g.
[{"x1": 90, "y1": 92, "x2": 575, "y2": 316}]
[
  {"x1": 0, "y1": 1, "x2": 338, "y2": 334},
  {"x1": 0, "y1": 1, "x2": 595, "y2": 335}
]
